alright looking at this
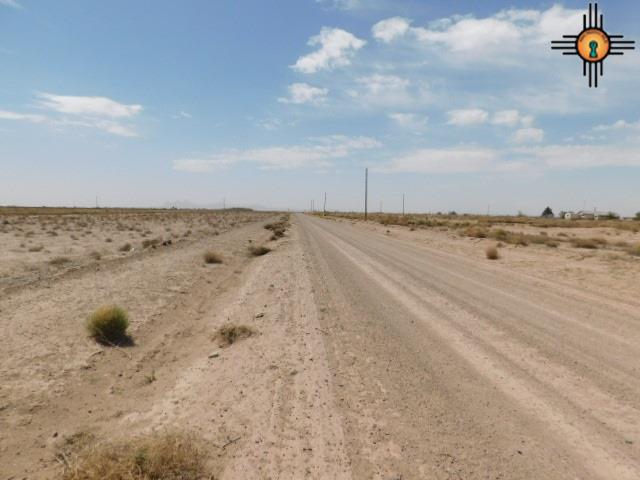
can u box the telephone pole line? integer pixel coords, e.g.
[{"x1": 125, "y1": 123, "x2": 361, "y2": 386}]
[
  {"x1": 402, "y1": 194, "x2": 405, "y2": 216},
  {"x1": 323, "y1": 192, "x2": 327, "y2": 215},
  {"x1": 364, "y1": 168, "x2": 368, "y2": 221}
]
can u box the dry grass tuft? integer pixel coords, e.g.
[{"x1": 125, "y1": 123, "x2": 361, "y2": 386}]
[
  {"x1": 86, "y1": 305, "x2": 130, "y2": 345},
  {"x1": 571, "y1": 238, "x2": 603, "y2": 249},
  {"x1": 203, "y1": 251, "x2": 223, "y2": 264},
  {"x1": 60, "y1": 432, "x2": 208, "y2": 480},
  {"x1": 264, "y1": 220, "x2": 289, "y2": 239},
  {"x1": 485, "y1": 245, "x2": 500, "y2": 260},
  {"x1": 214, "y1": 323, "x2": 255, "y2": 347},
  {"x1": 119, "y1": 243, "x2": 132, "y2": 252},
  {"x1": 464, "y1": 226, "x2": 488, "y2": 238},
  {"x1": 248, "y1": 245, "x2": 271, "y2": 257},
  {"x1": 141, "y1": 237, "x2": 163, "y2": 249},
  {"x1": 49, "y1": 256, "x2": 72, "y2": 265},
  {"x1": 627, "y1": 244, "x2": 640, "y2": 257}
]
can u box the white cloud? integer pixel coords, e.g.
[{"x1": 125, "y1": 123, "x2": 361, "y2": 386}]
[
  {"x1": 491, "y1": 110, "x2": 535, "y2": 127},
  {"x1": 91, "y1": 120, "x2": 138, "y2": 137},
  {"x1": 518, "y1": 145, "x2": 640, "y2": 169},
  {"x1": 357, "y1": 74, "x2": 408, "y2": 95},
  {"x1": 278, "y1": 83, "x2": 328, "y2": 104},
  {"x1": 377, "y1": 141, "x2": 640, "y2": 175},
  {"x1": 37, "y1": 93, "x2": 142, "y2": 118},
  {"x1": 446, "y1": 109, "x2": 489, "y2": 126},
  {"x1": 0, "y1": 110, "x2": 47, "y2": 123},
  {"x1": 377, "y1": 147, "x2": 502, "y2": 174},
  {"x1": 0, "y1": 109, "x2": 139, "y2": 137},
  {"x1": 372, "y1": 17, "x2": 411, "y2": 43},
  {"x1": 0, "y1": 0, "x2": 21, "y2": 8},
  {"x1": 316, "y1": 0, "x2": 361, "y2": 9},
  {"x1": 1, "y1": 93, "x2": 142, "y2": 137},
  {"x1": 388, "y1": 112, "x2": 428, "y2": 131},
  {"x1": 173, "y1": 111, "x2": 192, "y2": 119},
  {"x1": 350, "y1": 74, "x2": 430, "y2": 108},
  {"x1": 371, "y1": 6, "x2": 582, "y2": 63},
  {"x1": 593, "y1": 119, "x2": 640, "y2": 131},
  {"x1": 512, "y1": 127, "x2": 545, "y2": 144},
  {"x1": 254, "y1": 117, "x2": 281, "y2": 131},
  {"x1": 173, "y1": 135, "x2": 381, "y2": 172},
  {"x1": 292, "y1": 27, "x2": 366, "y2": 74},
  {"x1": 316, "y1": 0, "x2": 388, "y2": 11}
]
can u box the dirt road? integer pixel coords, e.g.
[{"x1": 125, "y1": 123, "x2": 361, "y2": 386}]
[
  {"x1": 2, "y1": 213, "x2": 639, "y2": 479},
  {"x1": 297, "y1": 214, "x2": 640, "y2": 479}
]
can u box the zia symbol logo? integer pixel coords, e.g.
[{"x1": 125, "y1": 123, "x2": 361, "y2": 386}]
[{"x1": 551, "y1": 2, "x2": 635, "y2": 88}]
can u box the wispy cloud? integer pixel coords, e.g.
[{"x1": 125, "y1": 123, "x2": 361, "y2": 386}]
[
  {"x1": 0, "y1": 93, "x2": 142, "y2": 137},
  {"x1": 376, "y1": 147, "x2": 509, "y2": 174},
  {"x1": 376, "y1": 142, "x2": 640, "y2": 176},
  {"x1": 371, "y1": 6, "x2": 583, "y2": 64},
  {"x1": 491, "y1": 110, "x2": 533, "y2": 127},
  {"x1": 292, "y1": 27, "x2": 365, "y2": 73},
  {"x1": 173, "y1": 111, "x2": 192, "y2": 119},
  {"x1": 173, "y1": 135, "x2": 381, "y2": 172},
  {"x1": 372, "y1": 17, "x2": 411, "y2": 43},
  {"x1": 278, "y1": 83, "x2": 328, "y2": 105},
  {"x1": 593, "y1": 119, "x2": 640, "y2": 131},
  {"x1": 517, "y1": 144, "x2": 640, "y2": 169},
  {"x1": 0, "y1": 0, "x2": 21, "y2": 9},
  {"x1": 511, "y1": 128, "x2": 545, "y2": 144},
  {"x1": 446, "y1": 109, "x2": 489, "y2": 126},
  {"x1": 388, "y1": 112, "x2": 428, "y2": 132},
  {"x1": 37, "y1": 93, "x2": 142, "y2": 118},
  {"x1": 0, "y1": 110, "x2": 47, "y2": 123}
]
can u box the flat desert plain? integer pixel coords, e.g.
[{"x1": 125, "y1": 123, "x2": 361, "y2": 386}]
[{"x1": 1, "y1": 209, "x2": 640, "y2": 479}]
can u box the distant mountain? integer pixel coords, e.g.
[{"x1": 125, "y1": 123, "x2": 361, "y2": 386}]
[{"x1": 161, "y1": 200, "x2": 290, "y2": 211}]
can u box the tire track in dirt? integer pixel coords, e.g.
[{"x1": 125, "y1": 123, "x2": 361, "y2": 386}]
[{"x1": 299, "y1": 214, "x2": 640, "y2": 480}]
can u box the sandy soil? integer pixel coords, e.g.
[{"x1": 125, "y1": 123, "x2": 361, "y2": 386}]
[
  {"x1": 0, "y1": 210, "x2": 266, "y2": 292},
  {"x1": 1, "y1": 213, "x2": 639, "y2": 479}
]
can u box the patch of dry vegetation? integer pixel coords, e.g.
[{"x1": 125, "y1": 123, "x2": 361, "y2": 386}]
[
  {"x1": 49, "y1": 256, "x2": 72, "y2": 265},
  {"x1": 60, "y1": 432, "x2": 209, "y2": 480},
  {"x1": 86, "y1": 305, "x2": 130, "y2": 344},
  {"x1": 264, "y1": 216, "x2": 290, "y2": 240},
  {"x1": 203, "y1": 251, "x2": 223, "y2": 264},
  {"x1": 249, "y1": 245, "x2": 271, "y2": 256},
  {"x1": 141, "y1": 238, "x2": 162, "y2": 249},
  {"x1": 627, "y1": 244, "x2": 640, "y2": 257},
  {"x1": 485, "y1": 245, "x2": 500, "y2": 260},
  {"x1": 214, "y1": 323, "x2": 255, "y2": 347},
  {"x1": 119, "y1": 242, "x2": 132, "y2": 252},
  {"x1": 571, "y1": 237, "x2": 607, "y2": 249}
]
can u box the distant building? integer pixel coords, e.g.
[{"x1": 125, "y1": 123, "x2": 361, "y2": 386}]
[{"x1": 561, "y1": 210, "x2": 619, "y2": 220}]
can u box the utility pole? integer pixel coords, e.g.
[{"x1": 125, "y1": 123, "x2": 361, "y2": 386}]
[
  {"x1": 223, "y1": 197, "x2": 226, "y2": 210},
  {"x1": 380, "y1": 201, "x2": 382, "y2": 214},
  {"x1": 364, "y1": 168, "x2": 368, "y2": 221},
  {"x1": 402, "y1": 194, "x2": 405, "y2": 216},
  {"x1": 323, "y1": 192, "x2": 327, "y2": 215}
]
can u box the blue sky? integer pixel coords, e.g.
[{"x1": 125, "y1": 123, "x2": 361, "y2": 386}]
[{"x1": 1, "y1": 0, "x2": 639, "y2": 215}]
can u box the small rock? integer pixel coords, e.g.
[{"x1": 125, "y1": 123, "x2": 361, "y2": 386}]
[
  {"x1": 255, "y1": 312, "x2": 265, "y2": 318},
  {"x1": 208, "y1": 352, "x2": 220, "y2": 359}
]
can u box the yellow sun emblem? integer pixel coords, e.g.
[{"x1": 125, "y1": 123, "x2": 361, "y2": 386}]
[{"x1": 551, "y1": 2, "x2": 635, "y2": 88}]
